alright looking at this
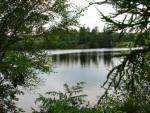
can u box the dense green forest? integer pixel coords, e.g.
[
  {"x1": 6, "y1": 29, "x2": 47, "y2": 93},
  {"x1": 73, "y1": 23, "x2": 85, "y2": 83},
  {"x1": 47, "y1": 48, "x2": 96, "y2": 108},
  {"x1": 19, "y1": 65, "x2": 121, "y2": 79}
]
[
  {"x1": 0, "y1": 0, "x2": 150, "y2": 113},
  {"x1": 13, "y1": 27, "x2": 136, "y2": 50}
]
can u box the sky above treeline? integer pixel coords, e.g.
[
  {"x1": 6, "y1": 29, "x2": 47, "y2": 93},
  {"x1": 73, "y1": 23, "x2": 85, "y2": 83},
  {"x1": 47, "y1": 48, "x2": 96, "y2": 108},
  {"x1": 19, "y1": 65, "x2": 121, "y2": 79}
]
[{"x1": 71, "y1": 0, "x2": 115, "y2": 31}]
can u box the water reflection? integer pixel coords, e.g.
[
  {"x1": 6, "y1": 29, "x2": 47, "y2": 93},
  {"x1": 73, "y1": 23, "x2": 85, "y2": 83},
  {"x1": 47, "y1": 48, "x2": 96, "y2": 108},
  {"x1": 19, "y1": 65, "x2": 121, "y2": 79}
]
[
  {"x1": 52, "y1": 51, "x2": 122, "y2": 68},
  {"x1": 17, "y1": 50, "x2": 125, "y2": 113}
]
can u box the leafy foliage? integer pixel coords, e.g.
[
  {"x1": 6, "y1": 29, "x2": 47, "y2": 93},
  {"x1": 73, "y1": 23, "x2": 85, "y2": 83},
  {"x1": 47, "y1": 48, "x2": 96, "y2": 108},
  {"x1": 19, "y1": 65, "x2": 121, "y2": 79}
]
[
  {"x1": 0, "y1": 81, "x2": 25, "y2": 113},
  {"x1": 32, "y1": 82, "x2": 88, "y2": 113},
  {"x1": 0, "y1": 0, "x2": 80, "y2": 112},
  {"x1": 88, "y1": 0, "x2": 150, "y2": 113}
]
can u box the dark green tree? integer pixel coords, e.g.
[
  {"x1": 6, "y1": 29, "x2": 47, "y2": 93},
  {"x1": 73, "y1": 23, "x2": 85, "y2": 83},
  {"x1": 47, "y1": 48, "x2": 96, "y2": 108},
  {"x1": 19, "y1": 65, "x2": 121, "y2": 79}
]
[
  {"x1": 78, "y1": 27, "x2": 90, "y2": 46},
  {"x1": 89, "y1": 26, "x2": 99, "y2": 48},
  {"x1": 0, "y1": 0, "x2": 80, "y2": 112},
  {"x1": 101, "y1": 27, "x2": 113, "y2": 48},
  {"x1": 89, "y1": 0, "x2": 150, "y2": 113}
]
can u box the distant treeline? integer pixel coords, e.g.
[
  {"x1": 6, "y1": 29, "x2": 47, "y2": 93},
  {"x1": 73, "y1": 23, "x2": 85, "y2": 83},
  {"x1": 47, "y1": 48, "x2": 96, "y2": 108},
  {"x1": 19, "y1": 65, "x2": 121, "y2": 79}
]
[{"x1": 13, "y1": 27, "x2": 136, "y2": 50}]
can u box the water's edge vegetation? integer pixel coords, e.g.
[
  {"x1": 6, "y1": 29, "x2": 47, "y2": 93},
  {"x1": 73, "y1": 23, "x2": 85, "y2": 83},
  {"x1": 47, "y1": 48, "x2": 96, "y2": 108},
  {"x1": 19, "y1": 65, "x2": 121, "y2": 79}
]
[{"x1": 11, "y1": 27, "x2": 138, "y2": 50}]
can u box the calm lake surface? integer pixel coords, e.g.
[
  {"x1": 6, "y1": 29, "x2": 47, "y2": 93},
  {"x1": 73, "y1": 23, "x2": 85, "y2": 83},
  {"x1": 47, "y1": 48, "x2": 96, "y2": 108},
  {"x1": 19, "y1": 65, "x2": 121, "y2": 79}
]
[{"x1": 17, "y1": 48, "x2": 139, "y2": 113}]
